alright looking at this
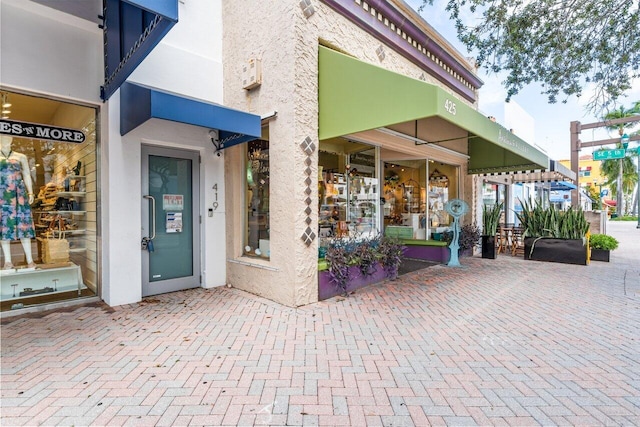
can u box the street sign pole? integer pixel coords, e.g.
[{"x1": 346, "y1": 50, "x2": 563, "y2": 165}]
[
  {"x1": 570, "y1": 117, "x2": 640, "y2": 209},
  {"x1": 637, "y1": 147, "x2": 640, "y2": 229},
  {"x1": 617, "y1": 158, "x2": 623, "y2": 217},
  {"x1": 619, "y1": 135, "x2": 629, "y2": 217}
]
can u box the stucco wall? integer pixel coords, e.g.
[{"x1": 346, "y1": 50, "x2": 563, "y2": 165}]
[
  {"x1": 222, "y1": 2, "x2": 300, "y2": 306},
  {"x1": 222, "y1": 1, "x2": 481, "y2": 307}
]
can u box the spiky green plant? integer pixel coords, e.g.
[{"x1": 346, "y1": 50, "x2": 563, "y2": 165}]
[
  {"x1": 482, "y1": 202, "x2": 503, "y2": 236},
  {"x1": 515, "y1": 199, "x2": 589, "y2": 239}
]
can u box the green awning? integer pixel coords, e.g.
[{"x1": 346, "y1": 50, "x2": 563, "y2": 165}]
[{"x1": 318, "y1": 46, "x2": 549, "y2": 173}]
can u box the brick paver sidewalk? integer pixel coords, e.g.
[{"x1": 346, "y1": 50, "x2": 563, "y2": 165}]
[{"x1": 1, "y1": 222, "x2": 639, "y2": 426}]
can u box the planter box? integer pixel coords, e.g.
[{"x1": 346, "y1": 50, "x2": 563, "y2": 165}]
[
  {"x1": 402, "y1": 244, "x2": 450, "y2": 263},
  {"x1": 524, "y1": 237, "x2": 587, "y2": 266},
  {"x1": 481, "y1": 235, "x2": 497, "y2": 259},
  {"x1": 318, "y1": 262, "x2": 388, "y2": 301},
  {"x1": 590, "y1": 248, "x2": 610, "y2": 262}
]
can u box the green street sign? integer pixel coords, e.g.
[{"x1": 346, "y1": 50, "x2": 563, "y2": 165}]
[{"x1": 593, "y1": 149, "x2": 626, "y2": 160}]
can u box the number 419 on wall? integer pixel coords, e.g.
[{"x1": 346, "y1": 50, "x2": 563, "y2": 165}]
[{"x1": 212, "y1": 183, "x2": 219, "y2": 210}]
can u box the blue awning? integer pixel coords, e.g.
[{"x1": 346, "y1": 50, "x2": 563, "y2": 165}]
[
  {"x1": 549, "y1": 181, "x2": 577, "y2": 191},
  {"x1": 101, "y1": 0, "x2": 179, "y2": 100},
  {"x1": 120, "y1": 82, "x2": 261, "y2": 148}
]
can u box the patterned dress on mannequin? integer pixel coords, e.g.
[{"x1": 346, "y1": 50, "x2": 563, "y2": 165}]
[{"x1": 1, "y1": 155, "x2": 36, "y2": 240}]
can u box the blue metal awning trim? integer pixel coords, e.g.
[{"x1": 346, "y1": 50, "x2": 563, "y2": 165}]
[
  {"x1": 120, "y1": 82, "x2": 261, "y2": 148},
  {"x1": 101, "y1": 0, "x2": 179, "y2": 101},
  {"x1": 125, "y1": 0, "x2": 179, "y2": 18}
]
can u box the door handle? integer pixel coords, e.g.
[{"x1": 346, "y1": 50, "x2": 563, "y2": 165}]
[{"x1": 143, "y1": 195, "x2": 156, "y2": 240}]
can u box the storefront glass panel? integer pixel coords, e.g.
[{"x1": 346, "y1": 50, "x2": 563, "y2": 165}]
[
  {"x1": 482, "y1": 182, "x2": 507, "y2": 224},
  {"x1": 383, "y1": 159, "x2": 459, "y2": 240},
  {"x1": 318, "y1": 139, "x2": 379, "y2": 242},
  {"x1": 244, "y1": 127, "x2": 270, "y2": 259},
  {"x1": 383, "y1": 160, "x2": 427, "y2": 239},
  {"x1": 1, "y1": 90, "x2": 99, "y2": 312}
]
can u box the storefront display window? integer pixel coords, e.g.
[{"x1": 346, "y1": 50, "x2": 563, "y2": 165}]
[
  {"x1": 244, "y1": 130, "x2": 270, "y2": 258},
  {"x1": 1, "y1": 90, "x2": 98, "y2": 312},
  {"x1": 512, "y1": 184, "x2": 526, "y2": 225},
  {"x1": 427, "y1": 162, "x2": 459, "y2": 239},
  {"x1": 318, "y1": 139, "x2": 379, "y2": 241},
  {"x1": 383, "y1": 160, "x2": 459, "y2": 240},
  {"x1": 482, "y1": 182, "x2": 507, "y2": 224},
  {"x1": 428, "y1": 168, "x2": 449, "y2": 229},
  {"x1": 383, "y1": 160, "x2": 427, "y2": 239}
]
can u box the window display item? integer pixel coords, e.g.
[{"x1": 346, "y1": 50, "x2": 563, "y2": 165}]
[
  {"x1": 1, "y1": 136, "x2": 36, "y2": 240},
  {"x1": 1, "y1": 135, "x2": 36, "y2": 269},
  {"x1": 41, "y1": 218, "x2": 70, "y2": 264},
  {"x1": 20, "y1": 286, "x2": 55, "y2": 297},
  {"x1": 41, "y1": 236, "x2": 70, "y2": 264}
]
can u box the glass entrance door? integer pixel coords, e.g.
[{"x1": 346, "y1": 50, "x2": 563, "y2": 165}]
[{"x1": 141, "y1": 146, "x2": 200, "y2": 297}]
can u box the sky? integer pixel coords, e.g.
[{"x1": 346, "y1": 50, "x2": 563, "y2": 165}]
[{"x1": 406, "y1": 0, "x2": 640, "y2": 161}]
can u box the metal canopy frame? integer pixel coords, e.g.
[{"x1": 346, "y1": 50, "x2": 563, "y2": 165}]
[{"x1": 570, "y1": 115, "x2": 640, "y2": 209}]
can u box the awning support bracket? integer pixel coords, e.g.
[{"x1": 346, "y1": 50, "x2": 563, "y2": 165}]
[{"x1": 209, "y1": 130, "x2": 223, "y2": 155}]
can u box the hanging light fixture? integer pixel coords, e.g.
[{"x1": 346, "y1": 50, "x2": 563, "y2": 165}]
[
  {"x1": 1, "y1": 93, "x2": 11, "y2": 118},
  {"x1": 1, "y1": 92, "x2": 11, "y2": 109}
]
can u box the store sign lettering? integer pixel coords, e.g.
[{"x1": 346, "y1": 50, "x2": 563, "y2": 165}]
[
  {"x1": 0, "y1": 119, "x2": 85, "y2": 143},
  {"x1": 444, "y1": 99, "x2": 457, "y2": 115},
  {"x1": 498, "y1": 129, "x2": 528, "y2": 154}
]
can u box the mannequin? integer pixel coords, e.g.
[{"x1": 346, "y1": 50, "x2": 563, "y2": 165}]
[{"x1": 0, "y1": 135, "x2": 36, "y2": 269}]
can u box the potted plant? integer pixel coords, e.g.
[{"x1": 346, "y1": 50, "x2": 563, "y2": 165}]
[
  {"x1": 589, "y1": 234, "x2": 619, "y2": 262},
  {"x1": 377, "y1": 235, "x2": 405, "y2": 279},
  {"x1": 443, "y1": 223, "x2": 481, "y2": 257},
  {"x1": 516, "y1": 199, "x2": 590, "y2": 265},
  {"x1": 481, "y1": 202, "x2": 503, "y2": 259},
  {"x1": 319, "y1": 234, "x2": 405, "y2": 300}
]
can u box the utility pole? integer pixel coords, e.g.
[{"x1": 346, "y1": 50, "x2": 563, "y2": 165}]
[
  {"x1": 617, "y1": 157, "x2": 624, "y2": 216},
  {"x1": 570, "y1": 121, "x2": 581, "y2": 209},
  {"x1": 616, "y1": 133, "x2": 630, "y2": 216}
]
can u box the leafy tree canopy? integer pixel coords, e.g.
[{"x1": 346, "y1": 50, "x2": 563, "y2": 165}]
[
  {"x1": 602, "y1": 101, "x2": 640, "y2": 134},
  {"x1": 420, "y1": 0, "x2": 640, "y2": 115}
]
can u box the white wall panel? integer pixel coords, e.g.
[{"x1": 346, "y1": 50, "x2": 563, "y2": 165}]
[
  {"x1": 0, "y1": 0, "x2": 102, "y2": 103},
  {"x1": 102, "y1": 91, "x2": 143, "y2": 306},
  {"x1": 128, "y1": 0, "x2": 223, "y2": 104}
]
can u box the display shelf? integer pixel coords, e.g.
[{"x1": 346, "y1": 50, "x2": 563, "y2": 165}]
[
  {"x1": 0, "y1": 263, "x2": 85, "y2": 302},
  {"x1": 63, "y1": 175, "x2": 86, "y2": 192},
  {"x1": 40, "y1": 210, "x2": 86, "y2": 215},
  {"x1": 52, "y1": 229, "x2": 86, "y2": 235},
  {"x1": 55, "y1": 191, "x2": 86, "y2": 198},
  {"x1": 33, "y1": 177, "x2": 89, "y2": 267}
]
